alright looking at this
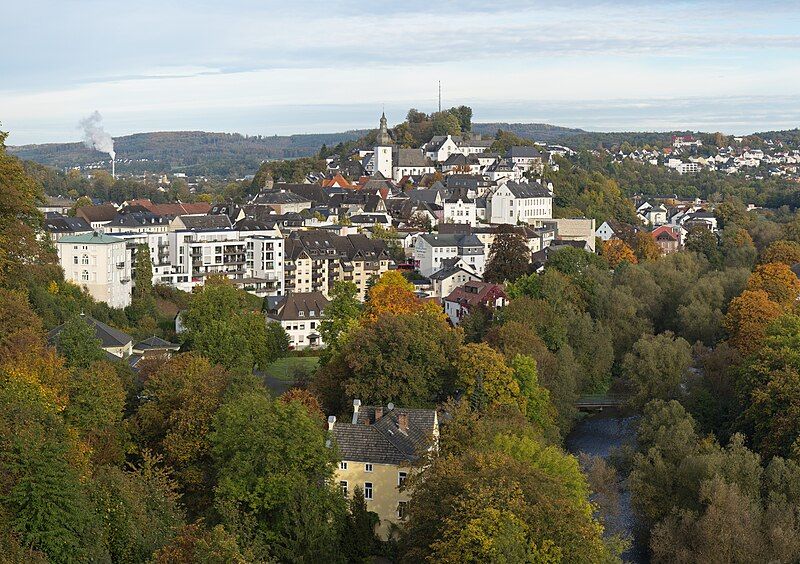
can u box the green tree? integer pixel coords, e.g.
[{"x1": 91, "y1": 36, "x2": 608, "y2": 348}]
[
  {"x1": 455, "y1": 343, "x2": 523, "y2": 412},
  {"x1": 622, "y1": 332, "x2": 692, "y2": 408},
  {"x1": 685, "y1": 227, "x2": 721, "y2": 267},
  {"x1": 510, "y1": 354, "x2": 559, "y2": 441},
  {"x1": 319, "y1": 281, "x2": 362, "y2": 361},
  {"x1": 132, "y1": 244, "x2": 153, "y2": 300},
  {"x1": 430, "y1": 111, "x2": 462, "y2": 137},
  {"x1": 484, "y1": 226, "x2": 531, "y2": 283},
  {"x1": 211, "y1": 388, "x2": 344, "y2": 560},
  {"x1": 56, "y1": 315, "x2": 105, "y2": 369},
  {"x1": 342, "y1": 486, "x2": 380, "y2": 561}
]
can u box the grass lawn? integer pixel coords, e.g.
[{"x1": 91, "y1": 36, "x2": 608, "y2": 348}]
[{"x1": 263, "y1": 356, "x2": 320, "y2": 381}]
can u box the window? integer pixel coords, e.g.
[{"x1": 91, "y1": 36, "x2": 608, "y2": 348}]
[
  {"x1": 339, "y1": 462, "x2": 348, "y2": 470},
  {"x1": 364, "y1": 482, "x2": 373, "y2": 500},
  {"x1": 81, "y1": 254, "x2": 89, "y2": 265},
  {"x1": 340, "y1": 481, "x2": 348, "y2": 496},
  {"x1": 73, "y1": 256, "x2": 78, "y2": 264},
  {"x1": 398, "y1": 472, "x2": 407, "y2": 487},
  {"x1": 298, "y1": 311, "x2": 305, "y2": 317},
  {"x1": 365, "y1": 463, "x2": 373, "y2": 472},
  {"x1": 397, "y1": 501, "x2": 408, "y2": 519},
  {"x1": 81, "y1": 270, "x2": 89, "y2": 282}
]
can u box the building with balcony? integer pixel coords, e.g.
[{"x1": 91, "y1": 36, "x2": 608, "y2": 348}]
[{"x1": 56, "y1": 232, "x2": 132, "y2": 308}]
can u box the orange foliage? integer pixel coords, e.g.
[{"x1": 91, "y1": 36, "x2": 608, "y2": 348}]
[
  {"x1": 723, "y1": 290, "x2": 783, "y2": 355},
  {"x1": 746, "y1": 262, "x2": 800, "y2": 309},
  {"x1": 279, "y1": 387, "x2": 325, "y2": 422},
  {"x1": 601, "y1": 239, "x2": 638, "y2": 268},
  {"x1": 364, "y1": 270, "x2": 437, "y2": 320}
]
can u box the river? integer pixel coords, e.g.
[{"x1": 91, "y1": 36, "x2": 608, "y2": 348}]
[{"x1": 566, "y1": 410, "x2": 647, "y2": 563}]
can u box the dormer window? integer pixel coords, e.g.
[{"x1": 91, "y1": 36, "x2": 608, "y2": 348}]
[{"x1": 299, "y1": 311, "x2": 305, "y2": 317}]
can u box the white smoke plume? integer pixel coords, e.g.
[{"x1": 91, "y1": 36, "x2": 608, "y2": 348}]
[{"x1": 79, "y1": 111, "x2": 115, "y2": 159}]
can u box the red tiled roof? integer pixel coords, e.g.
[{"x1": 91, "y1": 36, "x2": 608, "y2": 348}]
[{"x1": 444, "y1": 282, "x2": 507, "y2": 308}]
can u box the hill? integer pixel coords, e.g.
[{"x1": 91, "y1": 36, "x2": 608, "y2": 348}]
[{"x1": 8, "y1": 130, "x2": 368, "y2": 178}]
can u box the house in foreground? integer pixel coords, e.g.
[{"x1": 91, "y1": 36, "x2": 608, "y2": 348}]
[
  {"x1": 56, "y1": 232, "x2": 132, "y2": 309},
  {"x1": 329, "y1": 400, "x2": 439, "y2": 539}
]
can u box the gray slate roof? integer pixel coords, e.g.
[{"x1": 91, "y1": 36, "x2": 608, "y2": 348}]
[
  {"x1": 48, "y1": 315, "x2": 132, "y2": 348},
  {"x1": 333, "y1": 406, "x2": 436, "y2": 465}
]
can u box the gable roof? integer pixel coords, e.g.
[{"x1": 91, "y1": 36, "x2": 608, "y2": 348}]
[
  {"x1": 77, "y1": 204, "x2": 119, "y2": 222},
  {"x1": 48, "y1": 315, "x2": 133, "y2": 348},
  {"x1": 445, "y1": 281, "x2": 507, "y2": 308},
  {"x1": 268, "y1": 291, "x2": 330, "y2": 321},
  {"x1": 332, "y1": 405, "x2": 437, "y2": 465},
  {"x1": 43, "y1": 215, "x2": 92, "y2": 234}
]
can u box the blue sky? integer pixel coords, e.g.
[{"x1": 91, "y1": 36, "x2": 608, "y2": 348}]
[{"x1": 2, "y1": 0, "x2": 800, "y2": 144}]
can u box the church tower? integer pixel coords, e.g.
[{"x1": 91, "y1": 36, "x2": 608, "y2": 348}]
[{"x1": 374, "y1": 112, "x2": 393, "y2": 178}]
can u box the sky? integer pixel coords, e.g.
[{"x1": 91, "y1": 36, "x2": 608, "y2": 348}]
[{"x1": 3, "y1": 0, "x2": 800, "y2": 145}]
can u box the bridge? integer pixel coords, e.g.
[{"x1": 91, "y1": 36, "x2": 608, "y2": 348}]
[{"x1": 575, "y1": 394, "x2": 627, "y2": 412}]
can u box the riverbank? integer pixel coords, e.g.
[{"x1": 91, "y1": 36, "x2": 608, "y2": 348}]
[{"x1": 566, "y1": 410, "x2": 647, "y2": 563}]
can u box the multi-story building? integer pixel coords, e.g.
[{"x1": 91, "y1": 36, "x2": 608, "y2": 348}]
[
  {"x1": 329, "y1": 400, "x2": 439, "y2": 539},
  {"x1": 42, "y1": 214, "x2": 92, "y2": 242},
  {"x1": 57, "y1": 232, "x2": 132, "y2": 308},
  {"x1": 283, "y1": 232, "x2": 392, "y2": 300},
  {"x1": 267, "y1": 291, "x2": 329, "y2": 349},
  {"x1": 442, "y1": 191, "x2": 477, "y2": 227},
  {"x1": 443, "y1": 281, "x2": 508, "y2": 326},
  {"x1": 414, "y1": 232, "x2": 485, "y2": 278},
  {"x1": 486, "y1": 181, "x2": 552, "y2": 225}
]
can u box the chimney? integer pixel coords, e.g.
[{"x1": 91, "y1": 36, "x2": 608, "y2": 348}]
[
  {"x1": 351, "y1": 399, "x2": 361, "y2": 424},
  {"x1": 374, "y1": 407, "x2": 383, "y2": 422},
  {"x1": 398, "y1": 413, "x2": 408, "y2": 433},
  {"x1": 327, "y1": 415, "x2": 336, "y2": 432}
]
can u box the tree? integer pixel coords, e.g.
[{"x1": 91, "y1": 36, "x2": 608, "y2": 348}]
[
  {"x1": 759, "y1": 240, "x2": 800, "y2": 266},
  {"x1": 0, "y1": 288, "x2": 46, "y2": 362},
  {"x1": 55, "y1": 315, "x2": 105, "y2": 369},
  {"x1": 0, "y1": 375, "x2": 99, "y2": 561},
  {"x1": 402, "y1": 421, "x2": 618, "y2": 562},
  {"x1": 600, "y1": 238, "x2": 637, "y2": 268},
  {"x1": 134, "y1": 353, "x2": 231, "y2": 517},
  {"x1": 315, "y1": 310, "x2": 461, "y2": 411},
  {"x1": 319, "y1": 281, "x2": 361, "y2": 358},
  {"x1": 153, "y1": 523, "x2": 250, "y2": 563},
  {"x1": 685, "y1": 227, "x2": 721, "y2": 267},
  {"x1": 621, "y1": 332, "x2": 692, "y2": 409},
  {"x1": 455, "y1": 343, "x2": 523, "y2": 412},
  {"x1": 745, "y1": 262, "x2": 800, "y2": 308},
  {"x1": 430, "y1": 111, "x2": 461, "y2": 137},
  {"x1": 342, "y1": 486, "x2": 380, "y2": 561},
  {"x1": 0, "y1": 130, "x2": 56, "y2": 287},
  {"x1": 211, "y1": 388, "x2": 343, "y2": 560},
  {"x1": 132, "y1": 244, "x2": 153, "y2": 299},
  {"x1": 510, "y1": 354, "x2": 559, "y2": 441},
  {"x1": 484, "y1": 227, "x2": 531, "y2": 283},
  {"x1": 90, "y1": 454, "x2": 184, "y2": 563},
  {"x1": 723, "y1": 290, "x2": 783, "y2": 355},
  {"x1": 363, "y1": 270, "x2": 437, "y2": 320},
  {"x1": 633, "y1": 231, "x2": 662, "y2": 262},
  {"x1": 183, "y1": 279, "x2": 286, "y2": 373}
]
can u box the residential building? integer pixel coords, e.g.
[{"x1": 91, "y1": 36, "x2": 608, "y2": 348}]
[
  {"x1": 76, "y1": 204, "x2": 119, "y2": 232},
  {"x1": 414, "y1": 233, "x2": 485, "y2": 278},
  {"x1": 442, "y1": 190, "x2": 477, "y2": 227},
  {"x1": 651, "y1": 225, "x2": 682, "y2": 254},
  {"x1": 444, "y1": 281, "x2": 508, "y2": 325},
  {"x1": 329, "y1": 400, "x2": 439, "y2": 539},
  {"x1": 392, "y1": 148, "x2": 435, "y2": 181},
  {"x1": 57, "y1": 232, "x2": 132, "y2": 308},
  {"x1": 486, "y1": 181, "x2": 552, "y2": 225},
  {"x1": 267, "y1": 291, "x2": 329, "y2": 349},
  {"x1": 250, "y1": 190, "x2": 312, "y2": 215},
  {"x1": 47, "y1": 314, "x2": 133, "y2": 359},
  {"x1": 428, "y1": 260, "x2": 482, "y2": 299},
  {"x1": 42, "y1": 214, "x2": 92, "y2": 242}
]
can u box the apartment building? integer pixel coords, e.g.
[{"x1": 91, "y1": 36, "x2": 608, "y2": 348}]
[
  {"x1": 414, "y1": 232, "x2": 485, "y2": 278},
  {"x1": 57, "y1": 232, "x2": 132, "y2": 308}
]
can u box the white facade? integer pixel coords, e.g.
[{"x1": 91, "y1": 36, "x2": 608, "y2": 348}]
[
  {"x1": 57, "y1": 233, "x2": 132, "y2": 309},
  {"x1": 442, "y1": 198, "x2": 478, "y2": 227},
  {"x1": 374, "y1": 146, "x2": 393, "y2": 178},
  {"x1": 414, "y1": 234, "x2": 485, "y2": 278},
  {"x1": 487, "y1": 183, "x2": 553, "y2": 225}
]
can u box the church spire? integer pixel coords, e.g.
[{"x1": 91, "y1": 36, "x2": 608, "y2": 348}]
[{"x1": 376, "y1": 111, "x2": 392, "y2": 146}]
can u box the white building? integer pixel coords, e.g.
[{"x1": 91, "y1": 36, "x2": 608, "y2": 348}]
[
  {"x1": 486, "y1": 181, "x2": 552, "y2": 225},
  {"x1": 57, "y1": 232, "x2": 132, "y2": 309},
  {"x1": 442, "y1": 193, "x2": 477, "y2": 227},
  {"x1": 267, "y1": 291, "x2": 330, "y2": 350},
  {"x1": 414, "y1": 233, "x2": 485, "y2": 278}
]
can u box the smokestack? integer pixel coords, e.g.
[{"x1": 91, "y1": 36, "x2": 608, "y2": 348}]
[{"x1": 79, "y1": 111, "x2": 116, "y2": 177}]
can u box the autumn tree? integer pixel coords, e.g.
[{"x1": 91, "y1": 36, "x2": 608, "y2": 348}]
[
  {"x1": 745, "y1": 262, "x2": 800, "y2": 308},
  {"x1": 759, "y1": 240, "x2": 800, "y2": 266},
  {"x1": 363, "y1": 270, "x2": 438, "y2": 320},
  {"x1": 723, "y1": 290, "x2": 783, "y2": 355},
  {"x1": 484, "y1": 226, "x2": 531, "y2": 283},
  {"x1": 601, "y1": 238, "x2": 637, "y2": 268},
  {"x1": 633, "y1": 231, "x2": 662, "y2": 262},
  {"x1": 455, "y1": 343, "x2": 523, "y2": 412},
  {"x1": 133, "y1": 353, "x2": 231, "y2": 517}
]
